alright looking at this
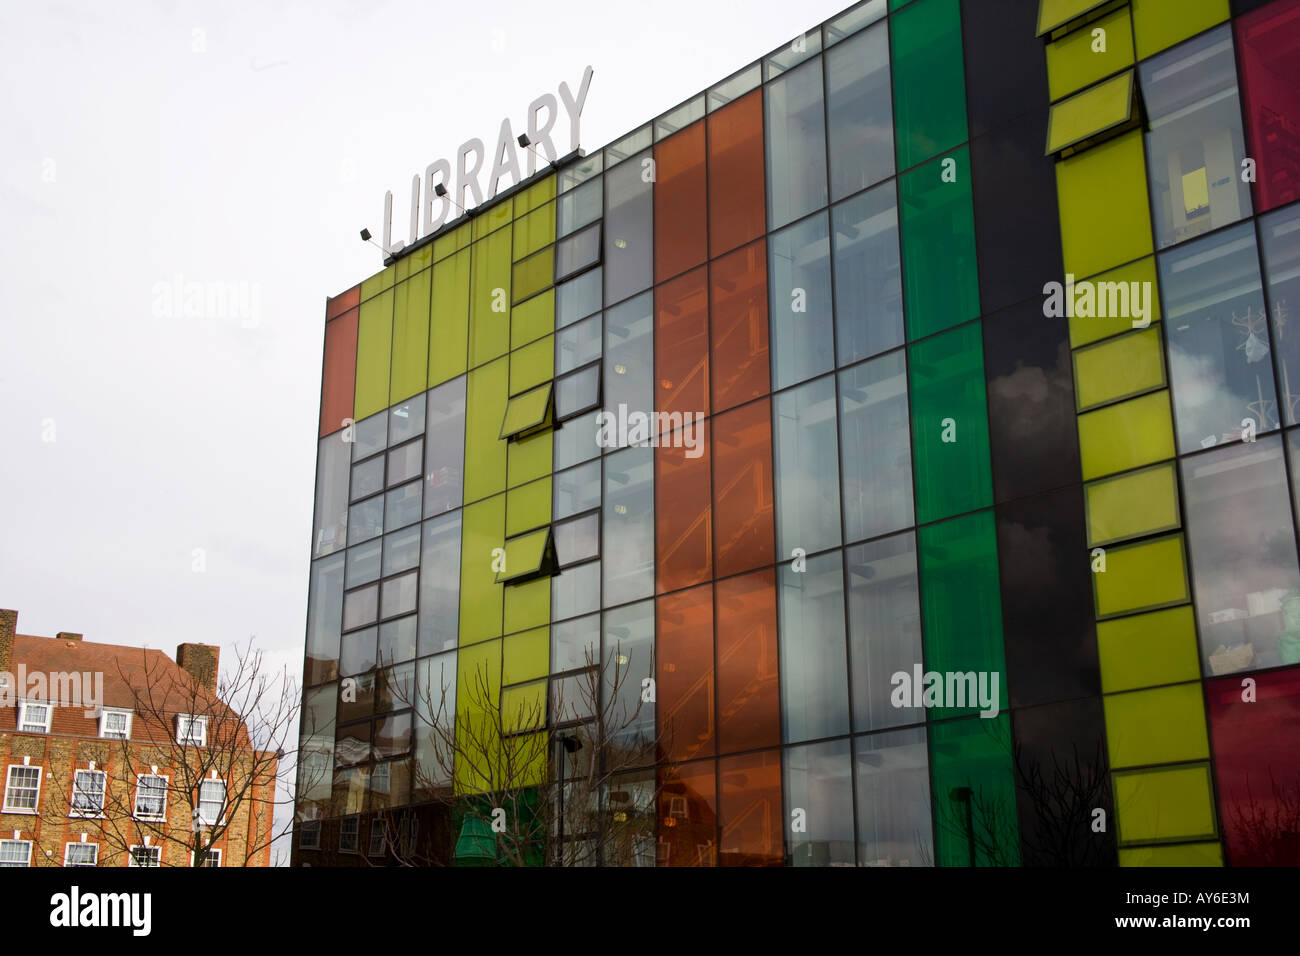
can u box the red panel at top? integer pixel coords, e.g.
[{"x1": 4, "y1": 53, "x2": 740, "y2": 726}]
[
  {"x1": 1207, "y1": 664, "x2": 1300, "y2": 865},
  {"x1": 655, "y1": 121, "x2": 709, "y2": 283},
  {"x1": 707, "y1": 89, "x2": 766, "y2": 259},
  {"x1": 326, "y1": 284, "x2": 360, "y2": 322},
  {"x1": 712, "y1": 398, "x2": 775, "y2": 579},
  {"x1": 1237, "y1": 0, "x2": 1300, "y2": 213},
  {"x1": 320, "y1": 306, "x2": 358, "y2": 437}
]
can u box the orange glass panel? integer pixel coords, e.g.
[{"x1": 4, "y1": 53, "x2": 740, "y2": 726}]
[
  {"x1": 718, "y1": 750, "x2": 783, "y2": 866},
  {"x1": 716, "y1": 568, "x2": 780, "y2": 753},
  {"x1": 708, "y1": 89, "x2": 766, "y2": 258},
  {"x1": 320, "y1": 307, "x2": 358, "y2": 437},
  {"x1": 710, "y1": 240, "x2": 770, "y2": 412},
  {"x1": 656, "y1": 266, "x2": 710, "y2": 428},
  {"x1": 657, "y1": 584, "x2": 715, "y2": 763},
  {"x1": 712, "y1": 398, "x2": 775, "y2": 578},
  {"x1": 656, "y1": 419, "x2": 712, "y2": 593},
  {"x1": 657, "y1": 758, "x2": 718, "y2": 866},
  {"x1": 655, "y1": 121, "x2": 708, "y2": 283},
  {"x1": 326, "y1": 284, "x2": 360, "y2": 322}
]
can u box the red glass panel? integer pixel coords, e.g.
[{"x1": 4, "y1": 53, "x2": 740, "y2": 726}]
[
  {"x1": 718, "y1": 750, "x2": 783, "y2": 866},
  {"x1": 710, "y1": 239, "x2": 770, "y2": 413},
  {"x1": 656, "y1": 419, "x2": 712, "y2": 593},
  {"x1": 654, "y1": 121, "x2": 708, "y2": 283},
  {"x1": 1237, "y1": 0, "x2": 1300, "y2": 212},
  {"x1": 327, "y1": 284, "x2": 360, "y2": 322},
  {"x1": 1207, "y1": 664, "x2": 1300, "y2": 865},
  {"x1": 656, "y1": 266, "x2": 711, "y2": 426},
  {"x1": 657, "y1": 584, "x2": 715, "y2": 763},
  {"x1": 657, "y1": 759, "x2": 717, "y2": 866},
  {"x1": 716, "y1": 568, "x2": 780, "y2": 753},
  {"x1": 320, "y1": 307, "x2": 358, "y2": 437},
  {"x1": 708, "y1": 89, "x2": 766, "y2": 258},
  {"x1": 712, "y1": 398, "x2": 775, "y2": 578}
]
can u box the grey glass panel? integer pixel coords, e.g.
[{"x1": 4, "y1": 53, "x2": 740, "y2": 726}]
[
  {"x1": 555, "y1": 512, "x2": 600, "y2": 566},
  {"x1": 655, "y1": 94, "x2": 705, "y2": 140},
  {"x1": 348, "y1": 495, "x2": 384, "y2": 545},
  {"x1": 381, "y1": 570, "x2": 419, "y2": 619},
  {"x1": 305, "y1": 553, "x2": 345, "y2": 685},
  {"x1": 604, "y1": 151, "x2": 654, "y2": 304},
  {"x1": 708, "y1": 63, "x2": 761, "y2": 112},
  {"x1": 374, "y1": 711, "x2": 412, "y2": 757},
  {"x1": 839, "y1": 350, "x2": 915, "y2": 541},
  {"x1": 826, "y1": 22, "x2": 893, "y2": 200},
  {"x1": 424, "y1": 376, "x2": 466, "y2": 517},
  {"x1": 298, "y1": 685, "x2": 337, "y2": 806},
  {"x1": 557, "y1": 364, "x2": 601, "y2": 420},
  {"x1": 345, "y1": 539, "x2": 382, "y2": 588},
  {"x1": 376, "y1": 662, "x2": 415, "y2": 713},
  {"x1": 785, "y1": 738, "x2": 855, "y2": 867},
  {"x1": 854, "y1": 727, "x2": 932, "y2": 867},
  {"x1": 352, "y1": 411, "x2": 387, "y2": 462},
  {"x1": 378, "y1": 615, "x2": 418, "y2": 667},
  {"x1": 833, "y1": 181, "x2": 903, "y2": 364},
  {"x1": 1184, "y1": 435, "x2": 1300, "y2": 675},
  {"x1": 766, "y1": 30, "x2": 822, "y2": 80},
  {"x1": 414, "y1": 652, "x2": 456, "y2": 791},
  {"x1": 313, "y1": 434, "x2": 351, "y2": 558},
  {"x1": 770, "y1": 211, "x2": 835, "y2": 389},
  {"x1": 774, "y1": 374, "x2": 842, "y2": 556},
  {"x1": 340, "y1": 626, "x2": 377, "y2": 677},
  {"x1": 606, "y1": 125, "x2": 652, "y2": 167},
  {"x1": 1140, "y1": 25, "x2": 1252, "y2": 250},
  {"x1": 605, "y1": 292, "x2": 654, "y2": 445},
  {"x1": 389, "y1": 396, "x2": 425, "y2": 446},
  {"x1": 385, "y1": 480, "x2": 423, "y2": 531},
  {"x1": 1160, "y1": 222, "x2": 1278, "y2": 452},
  {"x1": 824, "y1": 0, "x2": 886, "y2": 47},
  {"x1": 553, "y1": 559, "x2": 601, "y2": 621},
  {"x1": 603, "y1": 599, "x2": 655, "y2": 753},
  {"x1": 779, "y1": 551, "x2": 851, "y2": 743},
  {"x1": 848, "y1": 532, "x2": 923, "y2": 731},
  {"x1": 335, "y1": 722, "x2": 371, "y2": 767},
  {"x1": 336, "y1": 672, "x2": 375, "y2": 724},
  {"x1": 555, "y1": 409, "x2": 602, "y2": 470},
  {"x1": 560, "y1": 152, "x2": 603, "y2": 193},
  {"x1": 603, "y1": 444, "x2": 654, "y2": 607},
  {"x1": 557, "y1": 268, "x2": 603, "y2": 328},
  {"x1": 558, "y1": 177, "x2": 602, "y2": 238},
  {"x1": 387, "y1": 439, "x2": 423, "y2": 487},
  {"x1": 1261, "y1": 204, "x2": 1300, "y2": 427},
  {"x1": 551, "y1": 672, "x2": 597, "y2": 725},
  {"x1": 343, "y1": 583, "x2": 379, "y2": 632},
  {"x1": 557, "y1": 312, "x2": 602, "y2": 373},
  {"x1": 350, "y1": 456, "x2": 384, "y2": 502},
  {"x1": 556, "y1": 223, "x2": 602, "y2": 281},
  {"x1": 554, "y1": 460, "x2": 602, "y2": 520},
  {"x1": 418, "y1": 511, "x2": 461, "y2": 657},
  {"x1": 765, "y1": 58, "x2": 828, "y2": 229},
  {"x1": 382, "y1": 524, "x2": 421, "y2": 577},
  {"x1": 552, "y1": 613, "x2": 600, "y2": 674}
]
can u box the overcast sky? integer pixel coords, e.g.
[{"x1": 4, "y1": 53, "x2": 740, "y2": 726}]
[{"x1": 0, "y1": 0, "x2": 850, "y2": 704}]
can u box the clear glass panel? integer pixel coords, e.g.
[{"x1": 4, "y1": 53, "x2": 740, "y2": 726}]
[
  {"x1": 387, "y1": 439, "x2": 423, "y2": 487},
  {"x1": 418, "y1": 511, "x2": 461, "y2": 657},
  {"x1": 347, "y1": 495, "x2": 384, "y2": 545},
  {"x1": 382, "y1": 524, "x2": 421, "y2": 577},
  {"x1": 779, "y1": 551, "x2": 850, "y2": 743},
  {"x1": 605, "y1": 125, "x2": 652, "y2": 167},
  {"x1": 554, "y1": 409, "x2": 602, "y2": 470},
  {"x1": 557, "y1": 268, "x2": 603, "y2": 328},
  {"x1": 825, "y1": 0, "x2": 887, "y2": 47},
  {"x1": 765, "y1": 30, "x2": 822, "y2": 80},
  {"x1": 832, "y1": 180, "x2": 902, "y2": 365},
  {"x1": 557, "y1": 312, "x2": 602, "y2": 374},
  {"x1": 654, "y1": 94, "x2": 706, "y2": 140},
  {"x1": 555, "y1": 223, "x2": 602, "y2": 282},
  {"x1": 381, "y1": 570, "x2": 419, "y2": 619},
  {"x1": 558, "y1": 177, "x2": 602, "y2": 238},
  {"x1": 341, "y1": 626, "x2": 377, "y2": 677},
  {"x1": 313, "y1": 435, "x2": 351, "y2": 558},
  {"x1": 352, "y1": 411, "x2": 387, "y2": 462},
  {"x1": 384, "y1": 480, "x2": 423, "y2": 531},
  {"x1": 305, "y1": 553, "x2": 345, "y2": 685},
  {"x1": 848, "y1": 532, "x2": 923, "y2": 731},
  {"x1": 1261, "y1": 203, "x2": 1300, "y2": 426},
  {"x1": 554, "y1": 460, "x2": 602, "y2": 520},
  {"x1": 826, "y1": 20, "x2": 893, "y2": 199},
  {"x1": 556, "y1": 364, "x2": 600, "y2": 420},
  {"x1": 389, "y1": 395, "x2": 425, "y2": 445},
  {"x1": 765, "y1": 58, "x2": 829, "y2": 229},
  {"x1": 773, "y1": 374, "x2": 842, "y2": 556},
  {"x1": 343, "y1": 584, "x2": 379, "y2": 632},
  {"x1": 378, "y1": 615, "x2": 418, "y2": 667},
  {"x1": 554, "y1": 512, "x2": 600, "y2": 566},
  {"x1": 854, "y1": 727, "x2": 932, "y2": 867},
  {"x1": 552, "y1": 613, "x2": 600, "y2": 674},
  {"x1": 769, "y1": 211, "x2": 835, "y2": 390},
  {"x1": 603, "y1": 599, "x2": 655, "y2": 755},
  {"x1": 839, "y1": 350, "x2": 914, "y2": 541},
  {"x1": 424, "y1": 376, "x2": 466, "y2": 517},
  {"x1": 553, "y1": 558, "x2": 601, "y2": 621},
  {"x1": 351, "y1": 455, "x2": 384, "y2": 503},
  {"x1": 785, "y1": 738, "x2": 855, "y2": 866},
  {"x1": 346, "y1": 538, "x2": 382, "y2": 588},
  {"x1": 559, "y1": 152, "x2": 602, "y2": 193},
  {"x1": 604, "y1": 150, "x2": 654, "y2": 303},
  {"x1": 605, "y1": 292, "x2": 654, "y2": 448},
  {"x1": 603, "y1": 444, "x2": 654, "y2": 606},
  {"x1": 708, "y1": 63, "x2": 762, "y2": 112}
]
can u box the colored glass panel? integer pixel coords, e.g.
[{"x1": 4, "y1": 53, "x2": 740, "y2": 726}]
[
  {"x1": 656, "y1": 266, "x2": 710, "y2": 427},
  {"x1": 1066, "y1": 256, "x2": 1161, "y2": 348},
  {"x1": 390, "y1": 269, "x2": 431, "y2": 404},
  {"x1": 1085, "y1": 463, "x2": 1180, "y2": 547},
  {"x1": 355, "y1": 288, "x2": 394, "y2": 421},
  {"x1": 1113, "y1": 763, "x2": 1218, "y2": 844},
  {"x1": 1072, "y1": 326, "x2": 1165, "y2": 411},
  {"x1": 1056, "y1": 130, "x2": 1154, "y2": 280},
  {"x1": 657, "y1": 584, "x2": 715, "y2": 762},
  {"x1": 1097, "y1": 605, "x2": 1202, "y2": 694},
  {"x1": 429, "y1": 247, "x2": 470, "y2": 387},
  {"x1": 1045, "y1": 7, "x2": 1135, "y2": 101},
  {"x1": 1093, "y1": 534, "x2": 1190, "y2": 620},
  {"x1": 715, "y1": 568, "x2": 780, "y2": 754},
  {"x1": 656, "y1": 420, "x2": 712, "y2": 593},
  {"x1": 707, "y1": 90, "x2": 766, "y2": 258},
  {"x1": 929, "y1": 714, "x2": 1021, "y2": 866},
  {"x1": 891, "y1": 0, "x2": 968, "y2": 170},
  {"x1": 712, "y1": 398, "x2": 775, "y2": 578},
  {"x1": 1076, "y1": 390, "x2": 1175, "y2": 481},
  {"x1": 654, "y1": 121, "x2": 707, "y2": 283},
  {"x1": 710, "y1": 240, "x2": 770, "y2": 412},
  {"x1": 657, "y1": 760, "x2": 717, "y2": 866},
  {"x1": 1046, "y1": 71, "x2": 1135, "y2": 155},
  {"x1": 718, "y1": 751, "x2": 783, "y2": 866},
  {"x1": 1105, "y1": 682, "x2": 1211, "y2": 769},
  {"x1": 469, "y1": 228, "x2": 512, "y2": 367},
  {"x1": 1130, "y1": 0, "x2": 1229, "y2": 61},
  {"x1": 1237, "y1": 0, "x2": 1300, "y2": 213},
  {"x1": 459, "y1": 495, "x2": 505, "y2": 647},
  {"x1": 320, "y1": 308, "x2": 357, "y2": 437}
]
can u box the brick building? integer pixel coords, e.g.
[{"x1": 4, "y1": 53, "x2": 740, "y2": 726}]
[{"x1": 0, "y1": 608, "x2": 278, "y2": 867}]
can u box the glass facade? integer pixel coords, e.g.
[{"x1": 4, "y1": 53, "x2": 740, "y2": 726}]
[{"x1": 297, "y1": 0, "x2": 1300, "y2": 868}]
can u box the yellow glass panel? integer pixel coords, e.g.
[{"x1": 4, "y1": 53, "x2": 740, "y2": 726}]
[
  {"x1": 455, "y1": 638, "x2": 502, "y2": 794},
  {"x1": 1098, "y1": 605, "x2": 1202, "y2": 694},
  {"x1": 1119, "y1": 842, "x2": 1223, "y2": 867},
  {"x1": 513, "y1": 202, "x2": 556, "y2": 262},
  {"x1": 512, "y1": 247, "x2": 555, "y2": 305},
  {"x1": 1077, "y1": 390, "x2": 1175, "y2": 481},
  {"x1": 1037, "y1": 0, "x2": 1113, "y2": 36},
  {"x1": 498, "y1": 527, "x2": 552, "y2": 583},
  {"x1": 429, "y1": 247, "x2": 470, "y2": 387},
  {"x1": 465, "y1": 358, "x2": 509, "y2": 501},
  {"x1": 502, "y1": 627, "x2": 549, "y2": 685},
  {"x1": 504, "y1": 729, "x2": 548, "y2": 788},
  {"x1": 396, "y1": 243, "x2": 433, "y2": 282},
  {"x1": 1085, "y1": 462, "x2": 1179, "y2": 546},
  {"x1": 469, "y1": 228, "x2": 512, "y2": 368},
  {"x1": 459, "y1": 495, "x2": 505, "y2": 646},
  {"x1": 511, "y1": 289, "x2": 554, "y2": 350},
  {"x1": 1057, "y1": 130, "x2": 1154, "y2": 280},
  {"x1": 433, "y1": 222, "x2": 471, "y2": 262},
  {"x1": 354, "y1": 287, "x2": 394, "y2": 421},
  {"x1": 1074, "y1": 326, "x2": 1165, "y2": 411},
  {"x1": 1069, "y1": 257, "x2": 1161, "y2": 347},
  {"x1": 504, "y1": 575, "x2": 550, "y2": 636},
  {"x1": 1131, "y1": 0, "x2": 1229, "y2": 61},
  {"x1": 508, "y1": 428, "x2": 553, "y2": 489},
  {"x1": 360, "y1": 263, "x2": 397, "y2": 301},
  {"x1": 1093, "y1": 533, "x2": 1189, "y2": 619},
  {"x1": 390, "y1": 269, "x2": 431, "y2": 404},
  {"x1": 1113, "y1": 764, "x2": 1217, "y2": 845},
  {"x1": 507, "y1": 477, "x2": 552, "y2": 538},
  {"x1": 515, "y1": 174, "x2": 556, "y2": 215},
  {"x1": 500, "y1": 382, "x2": 554, "y2": 440},
  {"x1": 510, "y1": 337, "x2": 554, "y2": 395},
  {"x1": 501, "y1": 679, "x2": 547, "y2": 733},
  {"x1": 1046, "y1": 71, "x2": 1134, "y2": 155},
  {"x1": 1045, "y1": 7, "x2": 1135, "y2": 102},
  {"x1": 472, "y1": 197, "x2": 513, "y2": 241},
  {"x1": 1104, "y1": 683, "x2": 1210, "y2": 768}
]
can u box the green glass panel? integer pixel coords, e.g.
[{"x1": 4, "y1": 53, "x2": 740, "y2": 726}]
[
  {"x1": 506, "y1": 477, "x2": 552, "y2": 538},
  {"x1": 390, "y1": 269, "x2": 431, "y2": 404},
  {"x1": 459, "y1": 496, "x2": 505, "y2": 647},
  {"x1": 354, "y1": 287, "x2": 394, "y2": 420},
  {"x1": 891, "y1": 0, "x2": 968, "y2": 170},
  {"x1": 500, "y1": 382, "x2": 554, "y2": 440},
  {"x1": 929, "y1": 714, "x2": 1021, "y2": 866},
  {"x1": 511, "y1": 289, "x2": 554, "y2": 350},
  {"x1": 899, "y1": 147, "x2": 980, "y2": 339},
  {"x1": 918, "y1": 510, "x2": 1008, "y2": 721},
  {"x1": 510, "y1": 337, "x2": 554, "y2": 395},
  {"x1": 429, "y1": 247, "x2": 470, "y2": 387},
  {"x1": 465, "y1": 358, "x2": 509, "y2": 502},
  {"x1": 470, "y1": 228, "x2": 512, "y2": 368},
  {"x1": 512, "y1": 247, "x2": 555, "y2": 305},
  {"x1": 512, "y1": 203, "x2": 555, "y2": 261},
  {"x1": 908, "y1": 323, "x2": 993, "y2": 523}
]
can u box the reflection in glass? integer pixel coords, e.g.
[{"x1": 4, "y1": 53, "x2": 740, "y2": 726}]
[
  {"x1": 385, "y1": 480, "x2": 423, "y2": 531},
  {"x1": 605, "y1": 293, "x2": 654, "y2": 447},
  {"x1": 604, "y1": 600, "x2": 655, "y2": 756},
  {"x1": 785, "y1": 738, "x2": 855, "y2": 866},
  {"x1": 382, "y1": 525, "x2": 421, "y2": 577},
  {"x1": 848, "y1": 532, "x2": 923, "y2": 731},
  {"x1": 769, "y1": 212, "x2": 835, "y2": 390},
  {"x1": 378, "y1": 615, "x2": 417, "y2": 667},
  {"x1": 387, "y1": 439, "x2": 423, "y2": 487},
  {"x1": 556, "y1": 268, "x2": 602, "y2": 328},
  {"x1": 340, "y1": 626, "x2": 377, "y2": 677},
  {"x1": 418, "y1": 511, "x2": 461, "y2": 657},
  {"x1": 381, "y1": 570, "x2": 419, "y2": 620},
  {"x1": 305, "y1": 554, "x2": 345, "y2": 685},
  {"x1": 839, "y1": 351, "x2": 915, "y2": 541},
  {"x1": 313, "y1": 435, "x2": 351, "y2": 558},
  {"x1": 347, "y1": 495, "x2": 383, "y2": 545},
  {"x1": 604, "y1": 444, "x2": 654, "y2": 607},
  {"x1": 352, "y1": 412, "x2": 387, "y2": 462},
  {"x1": 389, "y1": 396, "x2": 425, "y2": 445},
  {"x1": 554, "y1": 460, "x2": 601, "y2": 521},
  {"x1": 552, "y1": 613, "x2": 599, "y2": 674},
  {"x1": 854, "y1": 727, "x2": 932, "y2": 867},
  {"x1": 1261, "y1": 204, "x2": 1300, "y2": 426},
  {"x1": 773, "y1": 374, "x2": 842, "y2": 556},
  {"x1": 342, "y1": 584, "x2": 378, "y2": 632},
  {"x1": 604, "y1": 149, "x2": 654, "y2": 303},
  {"x1": 350, "y1": 456, "x2": 384, "y2": 502},
  {"x1": 779, "y1": 552, "x2": 850, "y2": 743},
  {"x1": 424, "y1": 376, "x2": 466, "y2": 517},
  {"x1": 765, "y1": 58, "x2": 828, "y2": 229},
  {"x1": 832, "y1": 181, "x2": 903, "y2": 365},
  {"x1": 345, "y1": 538, "x2": 381, "y2": 589},
  {"x1": 552, "y1": 559, "x2": 600, "y2": 622},
  {"x1": 826, "y1": 21, "x2": 893, "y2": 200}
]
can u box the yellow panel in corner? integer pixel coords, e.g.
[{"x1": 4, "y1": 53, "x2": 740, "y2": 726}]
[
  {"x1": 1097, "y1": 605, "x2": 1202, "y2": 694},
  {"x1": 1113, "y1": 763, "x2": 1217, "y2": 845},
  {"x1": 1085, "y1": 462, "x2": 1180, "y2": 547},
  {"x1": 1093, "y1": 533, "x2": 1189, "y2": 619},
  {"x1": 1131, "y1": 0, "x2": 1229, "y2": 61},
  {"x1": 472, "y1": 197, "x2": 514, "y2": 241},
  {"x1": 1104, "y1": 683, "x2": 1210, "y2": 768},
  {"x1": 1046, "y1": 71, "x2": 1135, "y2": 155},
  {"x1": 1119, "y1": 842, "x2": 1223, "y2": 867},
  {"x1": 515, "y1": 174, "x2": 556, "y2": 215},
  {"x1": 1057, "y1": 131, "x2": 1154, "y2": 280},
  {"x1": 1036, "y1": 0, "x2": 1113, "y2": 36},
  {"x1": 1073, "y1": 326, "x2": 1165, "y2": 412},
  {"x1": 1077, "y1": 390, "x2": 1175, "y2": 481},
  {"x1": 1046, "y1": 7, "x2": 1135, "y2": 102},
  {"x1": 390, "y1": 269, "x2": 431, "y2": 404},
  {"x1": 1068, "y1": 257, "x2": 1161, "y2": 348},
  {"x1": 360, "y1": 262, "x2": 397, "y2": 302}
]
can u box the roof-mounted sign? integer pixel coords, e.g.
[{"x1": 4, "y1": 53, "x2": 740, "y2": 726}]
[{"x1": 378, "y1": 65, "x2": 593, "y2": 259}]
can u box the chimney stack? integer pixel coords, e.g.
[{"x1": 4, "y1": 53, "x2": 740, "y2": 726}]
[
  {"x1": 0, "y1": 609, "x2": 16, "y2": 674},
  {"x1": 176, "y1": 643, "x2": 220, "y2": 693}
]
